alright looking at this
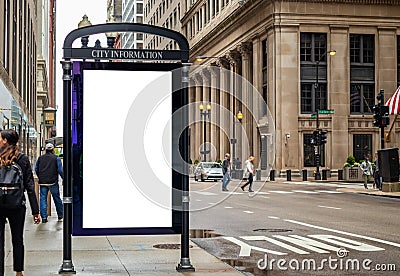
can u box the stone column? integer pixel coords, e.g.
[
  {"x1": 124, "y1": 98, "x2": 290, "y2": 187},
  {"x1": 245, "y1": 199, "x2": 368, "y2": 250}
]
[
  {"x1": 239, "y1": 41, "x2": 253, "y2": 166},
  {"x1": 228, "y1": 50, "x2": 242, "y2": 167},
  {"x1": 201, "y1": 68, "x2": 211, "y2": 161},
  {"x1": 217, "y1": 58, "x2": 231, "y2": 158},
  {"x1": 378, "y1": 27, "x2": 398, "y2": 148},
  {"x1": 330, "y1": 25, "x2": 349, "y2": 170},
  {"x1": 188, "y1": 80, "x2": 196, "y2": 163},
  {"x1": 274, "y1": 24, "x2": 299, "y2": 171},
  {"x1": 209, "y1": 65, "x2": 220, "y2": 161},
  {"x1": 252, "y1": 35, "x2": 262, "y2": 171},
  {"x1": 194, "y1": 73, "x2": 203, "y2": 163}
]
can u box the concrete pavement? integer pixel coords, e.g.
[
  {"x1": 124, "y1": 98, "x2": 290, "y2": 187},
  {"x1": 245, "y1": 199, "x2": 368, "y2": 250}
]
[
  {"x1": 4, "y1": 177, "x2": 399, "y2": 275},
  {"x1": 4, "y1": 213, "x2": 242, "y2": 275}
]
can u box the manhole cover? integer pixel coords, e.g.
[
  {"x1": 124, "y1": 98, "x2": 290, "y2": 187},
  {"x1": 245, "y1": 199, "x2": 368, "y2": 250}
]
[
  {"x1": 253, "y1": 228, "x2": 292, "y2": 233},
  {"x1": 153, "y1": 243, "x2": 193, "y2": 249}
]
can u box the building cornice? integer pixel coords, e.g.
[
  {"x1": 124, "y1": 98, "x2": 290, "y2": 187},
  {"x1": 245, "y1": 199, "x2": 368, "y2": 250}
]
[{"x1": 279, "y1": 0, "x2": 399, "y2": 5}]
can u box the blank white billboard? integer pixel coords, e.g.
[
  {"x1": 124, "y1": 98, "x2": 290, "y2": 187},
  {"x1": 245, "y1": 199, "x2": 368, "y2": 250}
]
[{"x1": 82, "y1": 69, "x2": 172, "y2": 228}]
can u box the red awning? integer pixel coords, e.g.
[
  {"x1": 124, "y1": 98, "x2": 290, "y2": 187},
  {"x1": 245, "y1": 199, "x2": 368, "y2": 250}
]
[{"x1": 385, "y1": 86, "x2": 400, "y2": 115}]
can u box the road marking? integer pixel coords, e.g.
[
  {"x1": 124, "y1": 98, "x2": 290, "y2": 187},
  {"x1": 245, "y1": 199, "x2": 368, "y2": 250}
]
[
  {"x1": 229, "y1": 192, "x2": 244, "y2": 195},
  {"x1": 243, "y1": 211, "x2": 254, "y2": 214},
  {"x1": 195, "y1": 199, "x2": 202, "y2": 202},
  {"x1": 242, "y1": 236, "x2": 309, "y2": 254},
  {"x1": 292, "y1": 190, "x2": 319, "y2": 194},
  {"x1": 223, "y1": 237, "x2": 286, "y2": 256},
  {"x1": 224, "y1": 206, "x2": 233, "y2": 209},
  {"x1": 194, "y1": 191, "x2": 217, "y2": 196},
  {"x1": 285, "y1": 219, "x2": 400, "y2": 248},
  {"x1": 318, "y1": 205, "x2": 342, "y2": 210},
  {"x1": 268, "y1": 216, "x2": 280, "y2": 219},
  {"x1": 225, "y1": 234, "x2": 385, "y2": 256},
  {"x1": 261, "y1": 196, "x2": 270, "y2": 199},
  {"x1": 316, "y1": 190, "x2": 343, "y2": 194},
  {"x1": 255, "y1": 192, "x2": 270, "y2": 195},
  {"x1": 268, "y1": 191, "x2": 294, "y2": 194}
]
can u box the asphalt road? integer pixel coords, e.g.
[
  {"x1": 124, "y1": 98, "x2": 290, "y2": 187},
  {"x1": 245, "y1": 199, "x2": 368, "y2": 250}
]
[{"x1": 189, "y1": 179, "x2": 400, "y2": 275}]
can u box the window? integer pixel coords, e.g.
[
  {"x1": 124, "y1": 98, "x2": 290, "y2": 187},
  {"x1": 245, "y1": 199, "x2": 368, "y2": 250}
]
[
  {"x1": 398, "y1": 36, "x2": 400, "y2": 86},
  {"x1": 350, "y1": 84, "x2": 374, "y2": 113},
  {"x1": 4, "y1": 0, "x2": 10, "y2": 71},
  {"x1": 300, "y1": 33, "x2": 328, "y2": 113},
  {"x1": 262, "y1": 39, "x2": 268, "y2": 114},
  {"x1": 12, "y1": 1, "x2": 17, "y2": 84},
  {"x1": 137, "y1": 3, "x2": 143, "y2": 14},
  {"x1": 350, "y1": 34, "x2": 375, "y2": 114},
  {"x1": 353, "y1": 134, "x2": 372, "y2": 162},
  {"x1": 304, "y1": 134, "x2": 325, "y2": 167}
]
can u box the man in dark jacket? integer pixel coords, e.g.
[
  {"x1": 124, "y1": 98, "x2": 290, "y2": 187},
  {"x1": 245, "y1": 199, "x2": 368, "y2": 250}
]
[
  {"x1": 35, "y1": 143, "x2": 63, "y2": 223},
  {"x1": 221, "y1": 153, "x2": 231, "y2": 191}
]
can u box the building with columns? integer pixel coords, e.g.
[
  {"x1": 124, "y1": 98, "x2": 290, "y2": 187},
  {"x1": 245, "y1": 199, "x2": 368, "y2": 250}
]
[{"x1": 182, "y1": 0, "x2": 400, "y2": 174}]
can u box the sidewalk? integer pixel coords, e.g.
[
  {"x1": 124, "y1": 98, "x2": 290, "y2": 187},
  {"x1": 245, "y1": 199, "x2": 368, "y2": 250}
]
[
  {"x1": 268, "y1": 177, "x2": 400, "y2": 198},
  {"x1": 5, "y1": 216, "x2": 242, "y2": 275}
]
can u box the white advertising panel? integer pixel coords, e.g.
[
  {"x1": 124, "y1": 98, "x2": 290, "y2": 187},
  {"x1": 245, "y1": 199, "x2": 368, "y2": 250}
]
[{"x1": 82, "y1": 69, "x2": 172, "y2": 229}]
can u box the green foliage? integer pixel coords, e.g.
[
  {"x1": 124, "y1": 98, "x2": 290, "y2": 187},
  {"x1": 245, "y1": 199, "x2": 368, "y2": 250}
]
[
  {"x1": 343, "y1": 163, "x2": 351, "y2": 168},
  {"x1": 194, "y1": 159, "x2": 199, "y2": 165},
  {"x1": 216, "y1": 159, "x2": 222, "y2": 164},
  {"x1": 346, "y1": 155, "x2": 356, "y2": 166}
]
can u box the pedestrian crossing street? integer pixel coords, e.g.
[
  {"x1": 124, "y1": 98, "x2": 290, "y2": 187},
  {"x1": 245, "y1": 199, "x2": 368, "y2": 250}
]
[{"x1": 193, "y1": 189, "x2": 343, "y2": 196}]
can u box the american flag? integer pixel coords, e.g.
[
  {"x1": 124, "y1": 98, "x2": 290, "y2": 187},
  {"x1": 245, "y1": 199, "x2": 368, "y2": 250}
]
[{"x1": 385, "y1": 86, "x2": 400, "y2": 115}]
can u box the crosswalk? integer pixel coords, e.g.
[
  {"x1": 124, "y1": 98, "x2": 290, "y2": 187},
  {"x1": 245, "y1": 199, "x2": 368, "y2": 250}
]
[{"x1": 193, "y1": 189, "x2": 343, "y2": 196}]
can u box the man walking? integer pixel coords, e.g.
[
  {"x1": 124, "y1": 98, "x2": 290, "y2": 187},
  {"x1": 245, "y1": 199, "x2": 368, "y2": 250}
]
[
  {"x1": 360, "y1": 156, "x2": 373, "y2": 190},
  {"x1": 221, "y1": 153, "x2": 231, "y2": 191},
  {"x1": 35, "y1": 143, "x2": 64, "y2": 223}
]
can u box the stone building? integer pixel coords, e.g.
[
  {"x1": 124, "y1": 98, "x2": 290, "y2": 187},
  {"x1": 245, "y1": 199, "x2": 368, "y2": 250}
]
[
  {"x1": 0, "y1": 0, "x2": 43, "y2": 162},
  {"x1": 144, "y1": 0, "x2": 182, "y2": 50},
  {"x1": 182, "y1": 0, "x2": 400, "y2": 174}
]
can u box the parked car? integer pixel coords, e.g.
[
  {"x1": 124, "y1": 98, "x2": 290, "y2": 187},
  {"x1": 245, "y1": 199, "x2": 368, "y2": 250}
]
[{"x1": 194, "y1": 162, "x2": 224, "y2": 182}]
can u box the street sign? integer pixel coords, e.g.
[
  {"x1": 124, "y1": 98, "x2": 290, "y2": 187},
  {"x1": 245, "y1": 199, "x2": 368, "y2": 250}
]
[
  {"x1": 318, "y1": 109, "x2": 334, "y2": 114},
  {"x1": 311, "y1": 114, "x2": 317, "y2": 119}
]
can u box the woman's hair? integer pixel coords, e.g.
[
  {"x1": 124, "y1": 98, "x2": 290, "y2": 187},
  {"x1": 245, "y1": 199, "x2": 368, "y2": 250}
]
[{"x1": 0, "y1": 129, "x2": 20, "y2": 166}]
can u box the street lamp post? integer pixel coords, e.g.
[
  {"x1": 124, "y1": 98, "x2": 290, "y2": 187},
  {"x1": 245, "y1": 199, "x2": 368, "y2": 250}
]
[
  {"x1": 314, "y1": 49, "x2": 336, "y2": 180},
  {"x1": 199, "y1": 103, "x2": 211, "y2": 162}
]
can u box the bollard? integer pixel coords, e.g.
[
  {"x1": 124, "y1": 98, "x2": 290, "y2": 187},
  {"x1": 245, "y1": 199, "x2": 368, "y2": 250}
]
[
  {"x1": 338, "y1": 169, "x2": 343, "y2": 180},
  {"x1": 270, "y1": 169, "x2": 275, "y2": 181},
  {"x1": 302, "y1": 169, "x2": 307, "y2": 181},
  {"x1": 256, "y1": 169, "x2": 261, "y2": 181},
  {"x1": 322, "y1": 169, "x2": 327, "y2": 180},
  {"x1": 286, "y1": 169, "x2": 291, "y2": 181}
]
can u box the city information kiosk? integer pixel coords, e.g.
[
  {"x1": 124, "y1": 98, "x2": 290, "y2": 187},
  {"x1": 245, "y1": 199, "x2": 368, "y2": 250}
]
[{"x1": 60, "y1": 23, "x2": 193, "y2": 273}]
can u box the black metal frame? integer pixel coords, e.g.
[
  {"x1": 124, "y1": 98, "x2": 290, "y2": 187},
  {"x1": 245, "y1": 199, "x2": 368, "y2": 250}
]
[{"x1": 60, "y1": 23, "x2": 193, "y2": 274}]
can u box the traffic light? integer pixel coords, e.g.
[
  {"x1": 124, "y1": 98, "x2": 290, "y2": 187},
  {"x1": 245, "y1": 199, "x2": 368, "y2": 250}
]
[
  {"x1": 312, "y1": 130, "x2": 319, "y2": 145},
  {"x1": 319, "y1": 130, "x2": 327, "y2": 145},
  {"x1": 380, "y1": 105, "x2": 390, "y2": 127},
  {"x1": 373, "y1": 105, "x2": 382, "y2": 127}
]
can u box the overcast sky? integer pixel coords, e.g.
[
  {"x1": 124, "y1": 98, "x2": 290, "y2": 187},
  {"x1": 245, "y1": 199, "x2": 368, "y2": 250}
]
[{"x1": 55, "y1": 1, "x2": 107, "y2": 135}]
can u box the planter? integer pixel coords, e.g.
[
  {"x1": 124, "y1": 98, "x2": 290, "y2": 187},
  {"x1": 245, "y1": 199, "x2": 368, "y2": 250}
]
[{"x1": 343, "y1": 167, "x2": 363, "y2": 182}]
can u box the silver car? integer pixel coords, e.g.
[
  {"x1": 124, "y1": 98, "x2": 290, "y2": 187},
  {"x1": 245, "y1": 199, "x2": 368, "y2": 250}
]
[{"x1": 194, "y1": 162, "x2": 224, "y2": 182}]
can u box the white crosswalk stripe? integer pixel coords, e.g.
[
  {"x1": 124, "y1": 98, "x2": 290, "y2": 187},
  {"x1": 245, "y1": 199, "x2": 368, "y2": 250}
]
[
  {"x1": 292, "y1": 190, "x2": 319, "y2": 194},
  {"x1": 315, "y1": 190, "x2": 343, "y2": 194}
]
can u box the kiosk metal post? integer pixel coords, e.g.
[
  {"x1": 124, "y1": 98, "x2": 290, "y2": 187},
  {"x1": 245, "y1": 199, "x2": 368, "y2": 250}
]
[{"x1": 60, "y1": 60, "x2": 75, "y2": 273}]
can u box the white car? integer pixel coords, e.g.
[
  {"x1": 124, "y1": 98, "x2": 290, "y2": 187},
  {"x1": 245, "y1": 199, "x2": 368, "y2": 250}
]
[{"x1": 194, "y1": 162, "x2": 224, "y2": 182}]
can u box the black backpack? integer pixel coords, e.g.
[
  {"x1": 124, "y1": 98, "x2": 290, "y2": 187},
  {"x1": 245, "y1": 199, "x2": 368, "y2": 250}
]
[{"x1": 0, "y1": 154, "x2": 25, "y2": 208}]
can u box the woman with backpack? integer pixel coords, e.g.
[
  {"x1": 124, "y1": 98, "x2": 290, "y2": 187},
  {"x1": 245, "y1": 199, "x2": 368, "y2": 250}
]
[{"x1": 0, "y1": 129, "x2": 40, "y2": 276}]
